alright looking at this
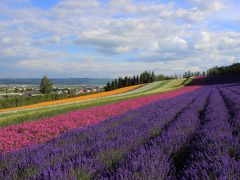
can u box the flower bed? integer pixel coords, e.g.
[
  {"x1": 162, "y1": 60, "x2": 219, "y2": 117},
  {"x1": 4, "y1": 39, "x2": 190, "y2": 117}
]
[{"x1": 0, "y1": 85, "x2": 200, "y2": 153}]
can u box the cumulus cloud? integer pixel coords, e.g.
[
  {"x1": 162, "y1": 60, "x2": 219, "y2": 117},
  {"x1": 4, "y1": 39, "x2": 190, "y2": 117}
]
[
  {"x1": 191, "y1": 0, "x2": 224, "y2": 11},
  {"x1": 0, "y1": 0, "x2": 239, "y2": 77}
]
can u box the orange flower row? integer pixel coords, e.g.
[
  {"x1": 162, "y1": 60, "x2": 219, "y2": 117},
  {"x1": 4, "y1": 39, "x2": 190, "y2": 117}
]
[{"x1": 0, "y1": 84, "x2": 144, "y2": 113}]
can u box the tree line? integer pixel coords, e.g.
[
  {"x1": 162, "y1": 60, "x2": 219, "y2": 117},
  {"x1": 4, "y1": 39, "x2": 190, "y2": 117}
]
[
  {"x1": 104, "y1": 63, "x2": 240, "y2": 92},
  {"x1": 104, "y1": 71, "x2": 175, "y2": 91},
  {"x1": 182, "y1": 63, "x2": 240, "y2": 78},
  {"x1": 207, "y1": 63, "x2": 240, "y2": 76},
  {"x1": 182, "y1": 71, "x2": 207, "y2": 78}
]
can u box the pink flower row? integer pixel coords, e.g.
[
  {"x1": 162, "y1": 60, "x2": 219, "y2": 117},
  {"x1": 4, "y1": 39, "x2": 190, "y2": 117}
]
[{"x1": 0, "y1": 86, "x2": 200, "y2": 153}]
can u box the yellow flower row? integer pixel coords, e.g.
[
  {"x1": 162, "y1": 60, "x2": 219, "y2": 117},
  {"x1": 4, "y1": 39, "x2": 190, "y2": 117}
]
[{"x1": 0, "y1": 84, "x2": 144, "y2": 113}]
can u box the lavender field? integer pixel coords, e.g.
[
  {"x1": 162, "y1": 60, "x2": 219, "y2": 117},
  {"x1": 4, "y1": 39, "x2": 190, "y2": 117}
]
[
  {"x1": 0, "y1": 77, "x2": 240, "y2": 180},
  {"x1": 1, "y1": 0, "x2": 240, "y2": 179}
]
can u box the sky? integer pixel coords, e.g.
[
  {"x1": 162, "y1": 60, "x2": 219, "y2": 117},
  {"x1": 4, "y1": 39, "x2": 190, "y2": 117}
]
[{"x1": 0, "y1": 0, "x2": 240, "y2": 78}]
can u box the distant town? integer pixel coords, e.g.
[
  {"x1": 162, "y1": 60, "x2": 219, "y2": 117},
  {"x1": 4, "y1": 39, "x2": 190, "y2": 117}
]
[{"x1": 0, "y1": 84, "x2": 104, "y2": 100}]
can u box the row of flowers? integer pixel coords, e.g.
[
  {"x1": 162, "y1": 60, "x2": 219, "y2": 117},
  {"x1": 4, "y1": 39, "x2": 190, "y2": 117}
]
[
  {"x1": 0, "y1": 85, "x2": 200, "y2": 153},
  {"x1": 0, "y1": 84, "x2": 206, "y2": 179},
  {"x1": 0, "y1": 84, "x2": 144, "y2": 113}
]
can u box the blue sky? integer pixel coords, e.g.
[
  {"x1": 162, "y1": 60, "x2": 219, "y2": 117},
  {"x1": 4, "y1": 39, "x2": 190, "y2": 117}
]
[
  {"x1": 0, "y1": 0, "x2": 239, "y2": 78},
  {"x1": 31, "y1": 0, "x2": 59, "y2": 9}
]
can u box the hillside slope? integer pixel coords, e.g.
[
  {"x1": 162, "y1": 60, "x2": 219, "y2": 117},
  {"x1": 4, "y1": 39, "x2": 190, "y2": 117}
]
[{"x1": 0, "y1": 78, "x2": 192, "y2": 128}]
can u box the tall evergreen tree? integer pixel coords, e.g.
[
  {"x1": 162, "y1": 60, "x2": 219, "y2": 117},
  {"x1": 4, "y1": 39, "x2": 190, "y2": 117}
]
[
  {"x1": 133, "y1": 75, "x2": 136, "y2": 85},
  {"x1": 140, "y1": 74, "x2": 144, "y2": 83},
  {"x1": 111, "y1": 81, "x2": 116, "y2": 90},
  {"x1": 114, "y1": 79, "x2": 118, "y2": 88},
  {"x1": 104, "y1": 82, "x2": 111, "y2": 91},
  {"x1": 136, "y1": 75, "x2": 139, "y2": 84},
  {"x1": 202, "y1": 71, "x2": 206, "y2": 76},
  {"x1": 124, "y1": 76, "x2": 128, "y2": 87},
  {"x1": 118, "y1": 77, "x2": 123, "y2": 88},
  {"x1": 40, "y1": 75, "x2": 53, "y2": 94},
  {"x1": 150, "y1": 71, "x2": 156, "y2": 82}
]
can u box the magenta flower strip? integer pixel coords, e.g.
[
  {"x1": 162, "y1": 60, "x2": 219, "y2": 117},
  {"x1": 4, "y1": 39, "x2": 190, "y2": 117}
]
[{"x1": 0, "y1": 86, "x2": 200, "y2": 153}]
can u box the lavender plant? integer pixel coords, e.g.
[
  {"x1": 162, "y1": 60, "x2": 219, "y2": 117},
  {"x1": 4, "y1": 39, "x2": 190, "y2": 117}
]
[
  {"x1": 106, "y1": 88, "x2": 211, "y2": 179},
  {"x1": 0, "y1": 88, "x2": 205, "y2": 179},
  {"x1": 180, "y1": 88, "x2": 240, "y2": 179}
]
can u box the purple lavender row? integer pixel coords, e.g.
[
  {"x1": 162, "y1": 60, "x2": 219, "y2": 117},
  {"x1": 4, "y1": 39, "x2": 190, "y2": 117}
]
[
  {"x1": 223, "y1": 82, "x2": 240, "y2": 89},
  {"x1": 220, "y1": 86, "x2": 240, "y2": 153},
  {"x1": 219, "y1": 86, "x2": 240, "y2": 160},
  {"x1": 90, "y1": 87, "x2": 210, "y2": 179},
  {"x1": 180, "y1": 88, "x2": 240, "y2": 179},
  {"x1": 104, "y1": 88, "x2": 211, "y2": 179},
  {"x1": 0, "y1": 87, "x2": 204, "y2": 179},
  {"x1": 36, "y1": 87, "x2": 205, "y2": 179},
  {"x1": 216, "y1": 83, "x2": 240, "y2": 88},
  {"x1": 221, "y1": 86, "x2": 240, "y2": 136},
  {"x1": 219, "y1": 85, "x2": 240, "y2": 153},
  {"x1": 226, "y1": 85, "x2": 240, "y2": 95}
]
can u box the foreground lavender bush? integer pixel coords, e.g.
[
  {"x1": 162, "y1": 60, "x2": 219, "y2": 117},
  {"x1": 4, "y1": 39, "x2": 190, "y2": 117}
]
[
  {"x1": 180, "y1": 88, "x2": 240, "y2": 179},
  {"x1": 220, "y1": 86, "x2": 240, "y2": 159},
  {"x1": 106, "y1": 88, "x2": 210, "y2": 179}
]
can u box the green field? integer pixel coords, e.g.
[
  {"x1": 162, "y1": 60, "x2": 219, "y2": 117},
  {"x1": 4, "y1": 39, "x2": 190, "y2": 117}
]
[{"x1": 0, "y1": 78, "x2": 192, "y2": 128}]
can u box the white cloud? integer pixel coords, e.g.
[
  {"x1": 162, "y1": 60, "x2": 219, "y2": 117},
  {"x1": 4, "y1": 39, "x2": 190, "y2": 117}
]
[
  {"x1": 0, "y1": 0, "x2": 239, "y2": 77},
  {"x1": 1, "y1": 37, "x2": 13, "y2": 44},
  {"x1": 56, "y1": 0, "x2": 99, "y2": 9},
  {"x1": 51, "y1": 35, "x2": 61, "y2": 43},
  {"x1": 190, "y1": 0, "x2": 224, "y2": 11},
  {"x1": 193, "y1": 31, "x2": 212, "y2": 51}
]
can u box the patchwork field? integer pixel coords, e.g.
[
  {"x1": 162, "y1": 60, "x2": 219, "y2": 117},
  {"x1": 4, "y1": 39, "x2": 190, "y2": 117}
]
[
  {"x1": 0, "y1": 78, "x2": 191, "y2": 128},
  {"x1": 1, "y1": 77, "x2": 239, "y2": 179}
]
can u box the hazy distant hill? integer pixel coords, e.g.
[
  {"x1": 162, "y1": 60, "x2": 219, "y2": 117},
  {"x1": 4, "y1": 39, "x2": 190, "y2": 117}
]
[{"x1": 0, "y1": 78, "x2": 112, "y2": 85}]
